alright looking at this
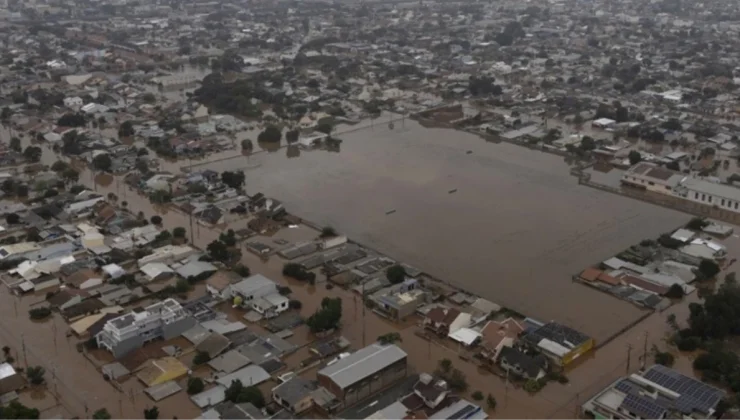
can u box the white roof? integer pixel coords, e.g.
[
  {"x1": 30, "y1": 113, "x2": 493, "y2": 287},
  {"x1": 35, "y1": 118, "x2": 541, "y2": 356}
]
[
  {"x1": 140, "y1": 262, "x2": 174, "y2": 280},
  {"x1": 537, "y1": 338, "x2": 571, "y2": 356},
  {"x1": 448, "y1": 328, "x2": 481, "y2": 346},
  {"x1": 593, "y1": 118, "x2": 616, "y2": 126},
  {"x1": 102, "y1": 263, "x2": 126, "y2": 279}
]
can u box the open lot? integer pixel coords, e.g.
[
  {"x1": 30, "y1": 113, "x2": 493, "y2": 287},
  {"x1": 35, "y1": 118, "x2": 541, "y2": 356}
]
[{"x1": 207, "y1": 118, "x2": 690, "y2": 343}]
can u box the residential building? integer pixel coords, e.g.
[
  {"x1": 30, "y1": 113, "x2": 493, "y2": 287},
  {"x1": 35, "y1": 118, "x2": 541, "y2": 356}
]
[
  {"x1": 230, "y1": 274, "x2": 279, "y2": 305},
  {"x1": 370, "y1": 279, "x2": 427, "y2": 321},
  {"x1": 674, "y1": 177, "x2": 740, "y2": 213},
  {"x1": 498, "y1": 346, "x2": 547, "y2": 380},
  {"x1": 430, "y1": 399, "x2": 487, "y2": 419},
  {"x1": 136, "y1": 356, "x2": 189, "y2": 387},
  {"x1": 205, "y1": 270, "x2": 243, "y2": 299},
  {"x1": 412, "y1": 373, "x2": 450, "y2": 409},
  {"x1": 272, "y1": 377, "x2": 317, "y2": 414},
  {"x1": 479, "y1": 318, "x2": 525, "y2": 363},
  {"x1": 680, "y1": 238, "x2": 728, "y2": 260},
  {"x1": 620, "y1": 163, "x2": 683, "y2": 194},
  {"x1": 582, "y1": 364, "x2": 725, "y2": 420},
  {"x1": 0, "y1": 363, "x2": 25, "y2": 395},
  {"x1": 317, "y1": 343, "x2": 407, "y2": 410},
  {"x1": 96, "y1": 298, "x2": 195, "y2": 358},
  {"x1": 251, "y1": 293, "x2": 290, "y2": 319},
  {"x1": 521, "y1": 322, "x2": 594, "y2": 367},
  {"x1": 423, "y1": 307, "x2": 461, "y2": 336},
  {"x1": 137, "y1": 245, "x2": 197, "y2": 266}
]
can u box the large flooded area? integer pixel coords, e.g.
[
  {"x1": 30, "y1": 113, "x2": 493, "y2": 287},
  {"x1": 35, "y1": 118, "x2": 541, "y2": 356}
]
[{"x1": 206, "y1": 117, "x2": 688, "y2": 343}]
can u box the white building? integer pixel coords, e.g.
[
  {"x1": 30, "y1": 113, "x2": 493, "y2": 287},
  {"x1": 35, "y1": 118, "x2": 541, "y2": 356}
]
[
  {"x1": 674, "y1": 177, "x2": 740, "y2": 213},
  {"x1": 621, "y1": 162, "x2": 683, "y2": 194},
  {"x1": 96, "y1": 298, "x2": 195, "y2": 358}
]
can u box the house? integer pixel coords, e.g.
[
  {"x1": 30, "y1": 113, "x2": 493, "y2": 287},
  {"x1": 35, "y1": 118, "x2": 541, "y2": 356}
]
[
  {"x1": 498, "y1": 346, "x2": 547, "y2": 380},
  {"x1": 317, "y1": 343, "x2": 407, "y2": 410},
  {"x1": 65, "y1": 196, "x2": 106, "y2": 215},
  {"x1": 140, "y1": 262, "x2": 175, "y2": 282},
  {"x1": 592, "y1": 118, "x2": 616, "y2": 129},
  {"x1": 370, "y1": 279, "x2": 427, "y2": 321},
  {"x1": 423, "y1": 307, "x2": 461, "y2": 336},
  {"x1": 218, "y1": 402, "x2": 264, "y2": 420},
  {"x1": 272, "y1": 377, "x2": 317, "y2": 414},
  {"x1": 96, "y1": 299, "x2": 196, "y2": 358},
  {"x1": 620, "y1": 162, "x2": 682, "y2": 194},
  {"x1": 47, "y1": 289, "x2": 89, "y2": 311},
  {"x1": 176, "y1": 260, "x2": 217, "y2": 280},
  {"x1": 582, "y1": 364, "x2": 725, "y2": 420},
  {"x1": 63, "y1": 96, "x2": 83, "y2": 109},
  {"x1": 521, "y1": 322, "x2": 594, "y2": 367},
  {"x1": 206, "y1": 270, "x2": 243, "y2": 299},
  {"x1": 137, "y1": 245, "x2": 197, "y2": 266},
  {"x1": 251, "y1": 293, "x2": 290, "y2": 319},
  {"x1": 412, "y1": 373, "x2": 450, "y2": 409},
  {"x1": 215, "y1": 365, "x2": 271, "y2": 388},
  {"x1": 680, "y1": 238, "x2": 728, "y2": 260},
  {"x1": 674, "y1": 177, "x2": 740, "y2": 214},
  {"x1": 479, "y1": 318, "x2": 525, "y2": 363},
  {"x1": 136, "y1": 357, "x2": 188, "y2": 387},
  {"x1": 0, "y1": 363, "x2": 26, "y2": 395},
  {"x1": 230, "y1": 274, "x2": 279, "y2": 306}
]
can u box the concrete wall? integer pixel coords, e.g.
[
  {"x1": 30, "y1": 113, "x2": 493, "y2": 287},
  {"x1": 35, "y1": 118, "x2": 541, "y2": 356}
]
[
  {"x1": 111, "y1": 334, "x2": 145, "y2": 359},
  {"x1": 327, "y1": 358, "x2": 408, "y2": 411}
]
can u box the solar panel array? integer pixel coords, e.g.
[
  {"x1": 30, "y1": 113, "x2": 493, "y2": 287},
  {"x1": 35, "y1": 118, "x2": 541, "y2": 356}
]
[
  {"x1": 643, "y1": 365, "x2": 724, "y2": 414},
  {"x1": 449, "y1": 404, "x2": 480, "y2": 419},
  {"x1": 620, "y1": 393, "x2": 667, "y2": 419}
]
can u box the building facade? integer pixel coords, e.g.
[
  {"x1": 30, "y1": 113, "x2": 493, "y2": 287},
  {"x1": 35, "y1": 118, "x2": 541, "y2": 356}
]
[{"x1": 96, "y1": 298, "x2": 195, "y2": 358}]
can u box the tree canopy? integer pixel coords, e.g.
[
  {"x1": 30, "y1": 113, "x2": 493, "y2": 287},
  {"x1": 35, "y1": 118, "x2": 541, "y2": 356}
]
[
  {"x1": 221, "y1": 171, "x2": 245, "y2": 189},
  {"x1": 258, "y1": 125, "x2": 282, "y2": 143},
  {"x1": 92, "y1": 154, "x2": 112, "y2": 172},
  {"x1": 307, "y1": 297, "x2": 342, "y2": 333},
  {"x1": 57, "y1": 113, "x2": 86, "y2": 127},
  {"x1": 386, "y1": 264, "x2": 407, "y2": 284}
]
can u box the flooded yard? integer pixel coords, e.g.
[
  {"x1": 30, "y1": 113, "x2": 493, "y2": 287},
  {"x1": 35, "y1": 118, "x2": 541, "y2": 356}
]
[{"x1": 198, "y1": 117, "x2": 689, "y2": 344}]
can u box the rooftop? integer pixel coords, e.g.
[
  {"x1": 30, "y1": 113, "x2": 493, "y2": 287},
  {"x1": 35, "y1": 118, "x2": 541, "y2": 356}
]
[{"x1": 318, "y1": 343, "x2": 407, "y2": 389}]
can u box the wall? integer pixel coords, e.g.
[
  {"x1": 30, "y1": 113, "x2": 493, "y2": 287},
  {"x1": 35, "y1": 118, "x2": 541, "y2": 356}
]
[
  {"x1": 162, "y1": 316, "x2": 196, "y2": 340},
  {"x1": 110, "y1": 334, "x2": 145, "y2": 359},
  {"x1": 562, "y1": 338, "x2": 595, "y2": 366}
]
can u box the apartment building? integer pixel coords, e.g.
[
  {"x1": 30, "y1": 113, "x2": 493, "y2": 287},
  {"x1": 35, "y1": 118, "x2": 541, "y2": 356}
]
[{"x1": 96, "y1": 298, "x2": 195, "y2": 358}]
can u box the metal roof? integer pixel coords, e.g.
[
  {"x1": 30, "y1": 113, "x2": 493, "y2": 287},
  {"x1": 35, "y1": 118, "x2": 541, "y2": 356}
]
[{"x1": 318, "y1": 344, "x2": 407, "y2": 389}]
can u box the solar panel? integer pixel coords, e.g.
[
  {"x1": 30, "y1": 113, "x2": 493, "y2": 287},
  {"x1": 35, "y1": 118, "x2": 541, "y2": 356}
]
[
  {"x1": 621, "y1": 394, "x2": 667, "y2": 419},
  {"x1": 643, "y1": 365, "x2": 724, "y2": 414},
  {"x1": 450, "y1": 404, "x2": 478, "y2": 419}
]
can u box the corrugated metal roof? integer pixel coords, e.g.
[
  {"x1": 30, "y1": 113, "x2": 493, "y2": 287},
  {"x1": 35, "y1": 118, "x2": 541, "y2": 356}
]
[{"x1": 318, "y1": 344, "x2": 406, "y2": 389}]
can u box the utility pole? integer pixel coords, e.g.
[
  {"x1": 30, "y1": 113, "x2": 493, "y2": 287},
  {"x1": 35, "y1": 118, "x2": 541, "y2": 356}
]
[
  {"x1": 51, "y1": 365, "x2": 58, "y2": 404},
  {"x1": 642, "y1": 331, "x2": 649, "y2": 370},
  {"x1": 52, "y1": 322, "x2": 58, "y2": 355},
  {"x1": 189, "y1": 211, "x2": 194, "y2": 244},
  {"x1": 626, "y1": 343, "x2": 633, "y2": 374},
  {"x1": 574, "y1": 392, "x2": 580, "y2": 418},
  {"x1": 361, "y1": 281, "x2": 366, "y2": 347},
  {"x1": 20, "y1": 333, "x2": 27, "y2": 368},
  {"x1": 504, "y1": 368, "x2": 509, "y2": 407}
]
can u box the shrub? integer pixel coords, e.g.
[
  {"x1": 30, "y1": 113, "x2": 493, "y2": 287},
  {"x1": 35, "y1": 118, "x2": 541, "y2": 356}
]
[
  {"x1": 187, "y1": 377, "x2": 205, "y2": 395},
  {"x1": 676, "y1": 336, "x2": 701, "y2": 351},
  {"x1": 386, "y1": 264, "x2": 406, "y2": 284},
  {"x1": 471, "y1": 391, "x2": 484, "y2": 401},
  {"x1": 29, "y1": 307, "x2": 52, "y2": 320},
  {"x1": 289, "y1": 299, "x2": 302, "y2": 310},
  {"x1": 665, "y1": 284, "x2": 685, "y2": 299},
  {"x1": 698, "y1": 259, "x2": 720, "y2": 279},
  {"x1": 687, "y1": 217, "x2": 709, "y2": 230},
  {"x1": 654, "y1": 351, "x2": 675, "y2": 367},
  {"x1": 486, "y1": 394, "x2": 497, "y2": 410},
  {"x1": 277, "y1": 286, "x2": 292, "y2": 296},
  {"x1": 193, "y1": 351, "x2": 210, "y2": 365}
]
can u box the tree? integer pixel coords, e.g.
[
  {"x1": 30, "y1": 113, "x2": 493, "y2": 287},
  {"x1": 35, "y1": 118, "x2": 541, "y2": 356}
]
[
  {"x1": 221, "y1": 171, "x2": 246, "y2": 189},
  {"x1": 615, "y1": 106, "x2": 629, "y2": 123},
  {"x1": 628, "y1": 150, "x2": 642, "y2": 165},
  {"x1": 0, "y1": 107, "x2": 12, "y2": 124},
  {"x1": 666, "y1": 161, "x2": 680, "y2": 171},
  {"x1": 233, "y1": 264, "x2": 251, "y2": 277},
  {"x1": 377, "y1": 332, "x2": 402, "y2": 344},
  {"x1": 119, "y1": 120, "x2": 135, "y2": 137},
  {"x1": 438, "y1": 358, "x2": 452, "y2": 374},
  {"x1": 472, "y1": 391, "x2": 484, "y2": 401},
  {"x1": 579, "y1": 136, "x2": 596, "y2": 151},
  {"x1": 92, "y1": 409, "x2": 112, "y2": 419},
  {"x1": 5, "y1": 213, "x2": 20, "y2": 225},
  {"x1": 193, "y1": 350, "x2": 210, "y2": 365},
  {"x1": 698, "y1": 259, "x2": 720, "y2": 279},
  {"x1": 92, "y1": 154, "x2": 112, "y2": 172},
  {"x1": 57, "y1": 113, "x2": 86, "y2": 127},
  {"x1": 207, "y1": 240, "x2": 230, "y2": 262},
  {"x1": 317, "y1": 122, "x2": 333, "y2": 135},
  {"x1": 687, "y1": 218, "x2": 709, "y2": 230},
  {"x1": 187, "y1": 377, "x2": 205, "y2": 395},
  {"x1": 224, "y1": 380, "x2": 266, "y2": 407},
  {"x1": 257, "y1": 125, "x2": 282, "y2": 143},
  {"x1": 286, "y1": 129, "x2": 299, "y2": 144},
  {"x1": 0, "y1": 401, "x2": 40, "y2": 419},
  {"x1": 386, "y1": 264, "x2": 406, "y2": 285},
  {"x1": 241, "y1": 139, "x2": 253, "y2": 152},
  {"x1": 26, "y1": 366, "x2": 45, "y2": 385},
  {"x1": 143, "y1": 406, "x2": 159, "y2": 420},
  {"x1": 487, "y1": 394, "x2": 497, "y2": 411},
  {"x1": 151, "y1": 215, "x2": 163, "y2": 225},
  {"x1": 666, "y1": 284, "x2": 685, "y2": 299},
  {"x1": 9, "y1": 137, "x2": 21, "y2": 152},
  {"x1": 219, "y1": 229, "x2": 237, "y2": 247},
  {"x1": 320, "y1": 226, "x2": 337, "y2": 238},
  {"x1": 661, "y1": 119, "x2": 683, "y2": 131},
  {"x1": 23, "y1": 146, "x2": 42, "y2": 163},
  {"x1": 654, "y1": 349, "x2": 675, "y2": 367},
  {"x1": 306, "y1": 297, "x2": 342, "y2": 333},
  {"x1": 173, "y1": 227, "x2": 187, "y2": 238}
]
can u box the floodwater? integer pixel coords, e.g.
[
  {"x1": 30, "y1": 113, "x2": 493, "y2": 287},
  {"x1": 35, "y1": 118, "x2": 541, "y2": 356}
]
[
  {"x1": 202, "y1": 116, "x2": 688, "y2": 344},
  {"x1": 0, "y1": 115, "x2": 713, "y2": 419}
]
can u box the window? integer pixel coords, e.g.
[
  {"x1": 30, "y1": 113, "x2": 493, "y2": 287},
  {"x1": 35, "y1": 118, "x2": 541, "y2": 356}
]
[
  {"x1": 722, "y1": 199, "x2": 726, "y2": 206},
  {"x1": 735, "y1": 202, "x2": 738, "y2": 210},
  {"x1": 701, "y1": 194, "x2": 706, "y2": 201},
  {"x1": 695, "y1": 192, "x2": 699, "y2": 199},
  {"x1": 648, "y1": 181, "x2": 655, "y2": 186},
  {"x1": 709, "y1": 196, "x2": 713, "y2": 203}
]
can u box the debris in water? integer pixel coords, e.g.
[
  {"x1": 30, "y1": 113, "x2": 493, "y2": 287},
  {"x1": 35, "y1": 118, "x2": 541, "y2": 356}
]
[
  {"x1": 385, "y1": 210, "x2": 396, "y2": 215},
  {"x1": 466, "y1": 150, "x2": 473, "y2": 154},
  {"x1": 448, "y1": 189, "x2": 457, "y2": 194}
]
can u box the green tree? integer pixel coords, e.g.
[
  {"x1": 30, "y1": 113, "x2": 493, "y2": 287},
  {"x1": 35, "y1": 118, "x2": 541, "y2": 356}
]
[
  {"x1": 628, "y1": 150, "x2": 642, "y2": 165},
  {"x1": 224, "y1": 380, "x2": 266, "y2": 407},
  {"x1": 187, "y1": 377, "x2": 205, "y2": 395},
  {"x1": 0, "y1": 401, "x2": 40, "y2": 419},
  {"x1": 472, "y1": 391, "x2": 484, "y2": 401},
  {"x1": 699, "y1": 259, "x2": 720, "y2": 279},
  {"x1": 118, "y1": 120, "x2": 135, "y2": 137},
  {"x1": 5, "y1": 213, "x2": 20, "y2": 225},
  {"x1": 377, "y1": 332, "x2": 402, "y2": 344},
  {"x1": 233, "y1": 264, "x2": 251, "y2": 277},
  {"x1": 241, "y1": 139, "x2": 253, "y2": 151},
  {"x1": 207, "y1": 240, "x2": 230, "y2": 262},
  {"x1": 487, "y1": 394, "x2": 497, "y2": 411},
  {"x1": 654, "y1": 349, "x2": 675, "y2": 367},
  {"x1": 150, "y1": 215, "x2": 163, "y2": 225},
  {"x1": 257, "y1": 125, "x2": 282, "y2": 143},
  {"x1": 9, "y1": 137, "x2": 21, "y2": 152},
  {"x1": 317, "y1": 122, "x2": 333, "y2": 135},
  {"x1": 175, "y1": 278, "x2": 191, "y2": 293},
  {"x1": 193, "y1": 351, "x2": 210, "y2": 365},
  {"x1": 221, "y1": 171, "x2": 246, "y2": 189},
  {"x1": 666, "y1": 284, "x2": 685, "y2": 299},
  {"x1": 173, "y1": 227, "x2": 187, "y2": 238},
  {"x1": 26, "y1": 366, "x2": 45, "y2": 385},
  {"x1": 23, "y1": 146, "x2": 42, "y2": 163},
  {"x1": 306, "y1": 297, "x2": 342, "y2": 333},
  {"x1": 143, "y1": 406, "x2": 159, "y2": 420},
  {"x1": 92, "y1": 408, "x2": 112, "y2": 419},
  {"x1": 92, "y1": 154, "x2": 112, "y2": 172},
  {"x1": 286, "y1": 129, "x2": 299, "y2": 144},
  {"x1": 62, "y1": 168, "x2": 79, "y2": 184},
  {"x1": 386, "y1": 264, "x2": 406, "y2": 284},
  {"x1": 438, "y1": 358, "x2": 452, "y2": 374}
]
